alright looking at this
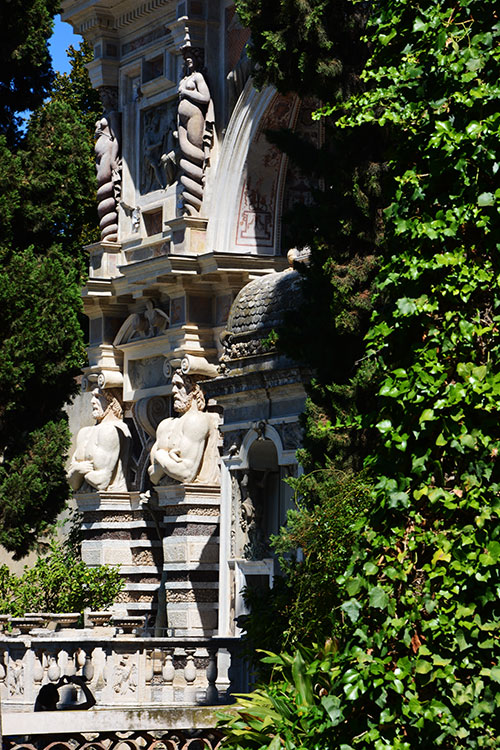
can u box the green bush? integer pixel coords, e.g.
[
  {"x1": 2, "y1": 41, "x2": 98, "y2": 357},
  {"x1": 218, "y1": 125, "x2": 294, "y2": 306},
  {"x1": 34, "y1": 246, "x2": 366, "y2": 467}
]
[
  {"x1": 0, "y1": 537, "x2": 122, "y2": 616},
  {"x1": 240, "y1": 470, "x2": 374, "y2": 666}
]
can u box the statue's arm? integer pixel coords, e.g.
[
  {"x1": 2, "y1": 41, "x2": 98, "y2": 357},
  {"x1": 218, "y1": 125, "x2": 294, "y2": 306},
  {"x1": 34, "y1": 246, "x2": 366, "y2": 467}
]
[
  {"x1": 67, "y1": 428, "x2": 92, "y2": 491},
  {"x1": 83, "y1": 424, "x2": 121, "y2": 492},
  {"x1": 152, "y1": 414, "x2": 209, "y2": 484}
]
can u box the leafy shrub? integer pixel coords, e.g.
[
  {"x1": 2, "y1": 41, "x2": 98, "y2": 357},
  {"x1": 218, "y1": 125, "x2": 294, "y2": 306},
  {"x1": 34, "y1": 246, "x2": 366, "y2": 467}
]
[
  {"x1": 0, "y1": 537, "x2": 122, "y2": 616},
  {"x1": 240, "y1": 469, "x2": 374, "y2": 666}
]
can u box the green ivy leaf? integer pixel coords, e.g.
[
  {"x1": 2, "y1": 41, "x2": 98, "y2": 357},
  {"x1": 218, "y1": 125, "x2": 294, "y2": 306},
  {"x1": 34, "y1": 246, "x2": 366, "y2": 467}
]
[
  {"x1": 341, "y1": 598, "x2": 363, "y2": 623},
  {"x1": 369, "y1": 586, "x2": 389, "y2": 609}
]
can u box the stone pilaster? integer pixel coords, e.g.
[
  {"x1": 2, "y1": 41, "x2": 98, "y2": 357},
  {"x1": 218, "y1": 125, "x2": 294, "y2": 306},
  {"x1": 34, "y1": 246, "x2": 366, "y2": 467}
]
[
  {"x1": 155, "y1": 484, "x2": 220, "y2": 637},
  {"x1": 77, "y1": 492, "x2": 163, "y2": 619}
]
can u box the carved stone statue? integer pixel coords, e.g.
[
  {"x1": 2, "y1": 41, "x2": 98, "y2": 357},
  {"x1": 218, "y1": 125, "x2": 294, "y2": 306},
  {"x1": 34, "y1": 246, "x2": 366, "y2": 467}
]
[
  {"x1": 148, "y1": 370, "x2": 219, "y2": 485},
  {"x1": 177, "y1": 46, "x2": 214, "y2": 215},
  {"x1": 95, "y1": 111, "x2": 121, "y2": 242},
  {"x1": 67, "y1": 387, "x2": 131, "y2": 493},
  {"x1": 113, "y1": 300, "x2": 170, "y2": 346}
]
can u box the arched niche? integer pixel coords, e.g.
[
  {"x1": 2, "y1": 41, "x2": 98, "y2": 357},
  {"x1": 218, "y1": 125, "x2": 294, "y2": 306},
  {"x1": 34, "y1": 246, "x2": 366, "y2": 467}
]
[
  {"x1": 230, "y1": 427, "x2": 295, "y2": 561},
  {"x1": 206, "y1": 80, "x2": 300, "y2": 256}
]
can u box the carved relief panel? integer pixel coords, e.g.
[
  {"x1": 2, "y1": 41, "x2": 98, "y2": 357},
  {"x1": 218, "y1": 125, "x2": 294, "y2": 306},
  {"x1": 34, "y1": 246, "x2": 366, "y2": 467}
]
[{"x1": 140, "y1": 102, "x2": 179, "y2": 194}]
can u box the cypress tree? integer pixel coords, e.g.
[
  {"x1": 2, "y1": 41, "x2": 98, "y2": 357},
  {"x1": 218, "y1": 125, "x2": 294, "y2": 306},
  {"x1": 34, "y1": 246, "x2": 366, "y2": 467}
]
[{"x1": 0, "y1": 29, "x2": 100, "y2": 558}]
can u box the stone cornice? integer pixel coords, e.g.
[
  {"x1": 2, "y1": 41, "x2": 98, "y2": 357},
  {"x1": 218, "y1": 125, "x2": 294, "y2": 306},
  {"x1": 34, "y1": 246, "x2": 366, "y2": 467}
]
[{"x1": 61, "y1": 0, "x2": 175, "y2": 39}]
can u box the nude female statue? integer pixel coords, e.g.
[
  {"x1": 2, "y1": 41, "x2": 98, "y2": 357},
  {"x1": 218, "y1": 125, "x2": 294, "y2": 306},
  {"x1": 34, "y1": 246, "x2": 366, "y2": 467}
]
[
  {"x1": 95, "y1": 113, "x2": 121, "y2": 241},
  {"x1": 177, "y1": 46, "x2": 214, "y2": 215}
]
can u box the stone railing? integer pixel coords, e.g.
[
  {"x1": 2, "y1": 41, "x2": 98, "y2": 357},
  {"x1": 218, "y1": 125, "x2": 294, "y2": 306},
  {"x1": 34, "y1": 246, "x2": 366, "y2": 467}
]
[{"x1": 0, "y1": 619, "x2": 244, "y2": 715}]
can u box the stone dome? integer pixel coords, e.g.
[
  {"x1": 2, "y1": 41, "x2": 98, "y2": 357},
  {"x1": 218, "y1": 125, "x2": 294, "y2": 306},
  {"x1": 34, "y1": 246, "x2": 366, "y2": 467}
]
[{"x1": 221, "y1": 268, "x2": 302, "y2": 361}]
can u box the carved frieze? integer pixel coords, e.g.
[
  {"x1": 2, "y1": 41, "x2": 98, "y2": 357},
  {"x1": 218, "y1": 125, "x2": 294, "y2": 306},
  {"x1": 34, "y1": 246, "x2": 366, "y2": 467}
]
[
  {"x1": 222, "y1": 428, "x2": 246, "y2": 456},
  {"x1": 8, "y1": 658, "x2": 24, "y2": 696},
  {"x1": 128, "y1": 357, "x2": 168, "y2": 392},
  {"x1": 113, "y1": 654, "x2": 138, "y2": 695},
  {"x1": 275, "y1": 421, "x2": 303, "y2": 451},
  {"x1": 113, "y1": 301, "x2": 170, "y2": 345}
]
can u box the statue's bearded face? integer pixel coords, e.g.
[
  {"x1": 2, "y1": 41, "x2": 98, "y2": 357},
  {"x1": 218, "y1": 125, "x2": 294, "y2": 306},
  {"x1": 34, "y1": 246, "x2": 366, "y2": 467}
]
[
  {"x1": 172, "y1": 374, "x2": 191, "y2": 414},
  {"x1": 91, "y1": 388, "x2": 108, "y2": 421}
]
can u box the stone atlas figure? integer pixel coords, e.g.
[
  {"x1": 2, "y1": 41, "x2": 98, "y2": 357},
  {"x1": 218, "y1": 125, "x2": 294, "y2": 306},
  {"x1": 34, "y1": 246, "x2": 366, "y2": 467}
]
[
  {"x1": 177, "y1": 45, "x2": 214, "y2": 215},
  {"x1": 67, "y1": 387, "x2": 131, "y2": 492},
  {"x1": 148, "y1": 370, "x2": 219, "y2": 485}
]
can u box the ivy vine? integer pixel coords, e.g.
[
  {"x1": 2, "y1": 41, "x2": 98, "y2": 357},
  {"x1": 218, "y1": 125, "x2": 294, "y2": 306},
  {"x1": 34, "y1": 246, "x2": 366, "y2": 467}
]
[{"x1": 220, "y1": 0, "x2": 500, "y2": 747}]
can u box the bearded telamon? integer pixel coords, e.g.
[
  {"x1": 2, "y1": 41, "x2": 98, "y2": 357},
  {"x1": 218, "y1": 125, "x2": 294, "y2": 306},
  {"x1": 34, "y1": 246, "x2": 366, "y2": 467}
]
[
  {"x1": 67, "y1": 387, "x2": 131, "y2": 492},
  {"x1": 148, "y1": 370, "x2": 219, "y2": 485}
]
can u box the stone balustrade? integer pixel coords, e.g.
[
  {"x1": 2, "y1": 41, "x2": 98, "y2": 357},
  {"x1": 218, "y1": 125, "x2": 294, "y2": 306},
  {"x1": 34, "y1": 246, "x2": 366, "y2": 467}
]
[{"x1": 0, "y1": 619, "x2": 243, "y2": 716}]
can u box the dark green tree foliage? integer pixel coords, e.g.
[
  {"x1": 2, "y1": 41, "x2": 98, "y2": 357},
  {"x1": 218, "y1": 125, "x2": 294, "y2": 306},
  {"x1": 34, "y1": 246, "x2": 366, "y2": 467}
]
[
  {"x1": 0, "y1": 0, "x2": 59, "y2": 143},
  {"x1": 237, "y1": 0, "x2": 386, "y2": 471},
  {"x1": 236, "y1": 0, "x2": 367, "y2": 100},
  {"x1": 0, "y1": 42, "x2": 101, "y2": 557},
  {"x1": 221, "y1": 0, "x2": 500, "y2": 747},
  {"x1": 18, "y1": 44, "x2": 101, "y2": 254}
]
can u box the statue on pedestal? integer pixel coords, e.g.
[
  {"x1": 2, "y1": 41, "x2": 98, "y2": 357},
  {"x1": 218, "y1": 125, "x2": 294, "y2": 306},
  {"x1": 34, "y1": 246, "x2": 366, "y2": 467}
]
[
  {"x1": 177, "y1": 45, "x2": 214, "y2": 216},
  {"x1": 148, "y1": 370, "x2": 219, "y2": 485},
  {"x1": 67, "y1": 387, "x2": 131, "y2": 493}
]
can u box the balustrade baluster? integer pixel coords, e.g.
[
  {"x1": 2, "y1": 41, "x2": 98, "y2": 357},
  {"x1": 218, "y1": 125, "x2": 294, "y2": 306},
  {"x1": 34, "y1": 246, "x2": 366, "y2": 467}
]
[
  {"x1": 205, "y1": 648, "x2": 218, "y2": 705},
  {"x1": 64, "y1": 648, "x2": 76, "y2": 678},
  {"x1": 83, "y1": 650, "x2": 95, "y2": 683},
  {"x1": 183, "y1": 648, "x2": 197, "y2": 703},
  {"x1": 47, "y1": 653, "x2": 60, "y2": 683},
  {"x1": 162, "y1": 648, "x2": 175, "y2": 704},
  {"x1": 33, "y1": 652, "x2": 44, "y2": 684}
]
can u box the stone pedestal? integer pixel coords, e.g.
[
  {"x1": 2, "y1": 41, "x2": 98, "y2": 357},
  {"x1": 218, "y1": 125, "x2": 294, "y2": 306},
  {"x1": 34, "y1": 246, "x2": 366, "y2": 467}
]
[
  {"x1": 164, "y1": 216, "x2": 208, "y2": 256},
  {"x1": 77, "y1": 492, "x2": 163, "y2": 618},
  {"x1": 155, "y1": 484, "x2": 220, "y2": 637}
]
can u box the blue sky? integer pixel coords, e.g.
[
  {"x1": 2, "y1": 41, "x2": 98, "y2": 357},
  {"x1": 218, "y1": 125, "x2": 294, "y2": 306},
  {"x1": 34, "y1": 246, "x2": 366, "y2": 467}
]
[{"x1": 49, "y1": 15, "x2": 82, "y2": 74}]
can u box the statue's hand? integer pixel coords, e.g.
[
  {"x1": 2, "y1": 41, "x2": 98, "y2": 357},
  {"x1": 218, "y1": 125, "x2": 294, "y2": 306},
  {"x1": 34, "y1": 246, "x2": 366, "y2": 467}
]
[{"x1": 78, "y1": 460, "x2": 94, "y2": 474}]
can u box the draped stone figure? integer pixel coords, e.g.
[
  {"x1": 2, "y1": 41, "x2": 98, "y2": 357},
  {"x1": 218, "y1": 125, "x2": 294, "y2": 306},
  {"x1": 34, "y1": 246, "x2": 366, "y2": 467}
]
[
  {"x1": 67, "y1": 387, "x2": 131, "y2": 492},
  {"x1": 177, "y1": 46, "x2": 214, "y2": 216},
  {"x1": 95, "y1": 109, "x2": 121, "y2": 241},
  {"x1": 148, "y1": 370, "x2": 219, "y2": 485}
]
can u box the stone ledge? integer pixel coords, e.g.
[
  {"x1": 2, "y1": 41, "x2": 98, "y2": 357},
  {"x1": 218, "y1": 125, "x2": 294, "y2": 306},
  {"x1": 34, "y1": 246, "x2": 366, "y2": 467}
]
[{"x1": 3, "y1": 706, "x2": 225, "y2": 735}]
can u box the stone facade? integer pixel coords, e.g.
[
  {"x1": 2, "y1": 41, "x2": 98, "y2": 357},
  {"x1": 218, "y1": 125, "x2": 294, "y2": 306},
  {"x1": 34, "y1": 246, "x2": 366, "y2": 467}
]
[{"x1": 0, "y1": 3, "x2": 319, "y2": 731}]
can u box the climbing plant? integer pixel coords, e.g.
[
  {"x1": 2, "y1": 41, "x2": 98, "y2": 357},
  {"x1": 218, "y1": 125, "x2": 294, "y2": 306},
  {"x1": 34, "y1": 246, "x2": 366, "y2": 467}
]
[{"x1": 221, "y1": 0, "x2": 500, "y2": 746}]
